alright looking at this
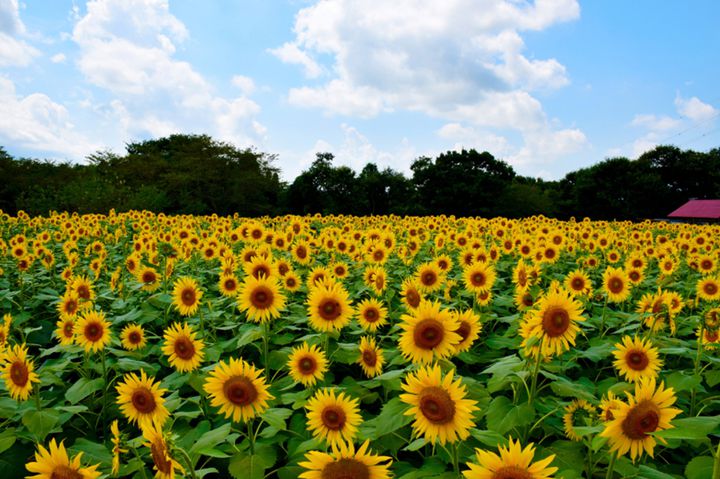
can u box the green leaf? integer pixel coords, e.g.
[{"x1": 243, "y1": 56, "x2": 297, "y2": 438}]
[
  {"x1": 22, "y1": 409, "x2": 60, "y2": 441},
  {"x1": 637, "y1": 465, "x2": 679, "y2": 479},
  {"x1": 403, "y1": 438, "x2": 427, "y2": 451},
  {"x1": 0, "y1": 428, "x2": 16, "y2": 455},
  {"x1": 70, "y1": 439, "x2": 112, "y2": 465},
  {"x1": 685, "y1": 456, "x2": 714, "y2": 479},
  {"x1": 485, "y1": 396, "x2": 535, "y2": 435},
  {"x1": 228, "y1": 445, "x2": 276, "y2": 479},
  {"x1": 654, "y1": 417, "x2": 720, "y2": 441},
  {"x1": 665, "y1": 371, "x2": 702, "y2": 393},
  {"x1": 549, "y1": 377, "x2": 596, "y2": 401},
  {"x1": 469, "y1": 429, "x2": 506, "y2": 448},
  {"x1": 65, "y1": 378, "x2": 104, "y2": 404},
  {"x1": 374, "y1": 397, "x2": 413, "y2": 438},
  {"x1": 263, "y1": 408, "x2": 293, "y2": 431},
  {"x1": 190, "y1": 423, "x2": 232, "y2": 456}
]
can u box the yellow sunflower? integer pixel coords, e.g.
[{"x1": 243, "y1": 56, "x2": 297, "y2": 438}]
[
  {"x1": 3, "y1": 343, "x2": 40, "y2": 401},
  {"x1": 120, "y1": 324, "x2": 147, "y2": 351},
  {"x1": 415, "y1": 262, "x2": 444, "y2": 292},
  {"x1": 306, "y1": 388, "x2": 362, "y2": 446},
  {"x1": 697, "y1": 276, "x2": 720, "y2": 301},
  {"x1": 115, "y1": 370, "x2": 169, "y2": 430},
  {"x1": 612, "y1": 336, "x2": 662, "y2": 383},
  {"x1": 218, "y1": 273, "x2": 240, "y2": 297},
  {"x1": 600, "y1": 391, "x2": 623, "y2": 422},
  {"x1": 307, "y1": 281, "x2": 354, "y2": 332},
  {"x1": 203, "y1": 357, "x2": 274, "y2": 422},
  {"x1": 283, "y1": 271, "x2": 301, "y2": 292},
  {"x1": 463, "y1": 437, "x2": 557, "y2": 479},
  {"x1": 453, "y1": 309, "x2": 482, "y2": 353},
  {"x1": 0, "y1": 313, "x2": 10, "y2": 349},
  {"x1": 400, "y1": 364, "x2": 478, "y2": 445},
  {"x1": 55, "y1": 315, "x2": 76, "y2": 346},
  {"x1": 237, "y1": 274, "x2": 286, "y2": 323},
  {"x1": 564, "y1": 269, "x2": 592, "y2": 297},
  {"x1": 603, "y1": 267, "x2": 631, "y2": 303},
  {"x1": 74, "y1": 310, "x2": 112, "y2": 353},
  {"x1": 563, "y1": 399, "x2": 596, "y2": 441},
  {"x1": 356, "y1": 298, "x2": 388, "y2": 332},
  {"x1": 400, "y1": 278, "x2": 424, "y2": 310},
  {"x1": 399, "y1": 300, "x2": 461, "y2": 364},
  {"x1": 136, "y1": 266, "x2": 161, "y2": 292},
  {"x1": 600, "y1": 377, "x2": 681, "y2": 462},
  {"x1": 520, "y1": 288, "x2": 585, "y2": 358},
  {"x1": 357, "y1": 336, "x2": 384, "y2": 378},
  {"x1": 57, "y1": 291, "x2": 80, "y2": 318},
  {"x1": 171, "y1": 276, "x2": 203, "y2": 316},
  {"x1": 71, "y1": 275, "x2": 95, "y2": 302},
  {"x1": 110, "y1": 419, "x2": 126, "y2": 476},
  {"x1": 143, "y1": 421, "x2": 184, "y2": 479},
  {"x1": 25, "y1": 438, "x2": 101, "y2": 479},
  {"x1": 299, "y1": 440, "x2": 392, "y2": 479},
  {"x1": 462, "y1": 262, "x2": 497, "y2": 294},
  {"x1": 288, "y1": 342, "x2": 328, "y2": 386},
  {"x1": 161, "y1": 322, "x2": 205, "y2": 372}
]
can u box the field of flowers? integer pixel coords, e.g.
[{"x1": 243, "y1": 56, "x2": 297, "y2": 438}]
[{"x1": 1, "y1": 210, "x2": 719, "y2": 479}]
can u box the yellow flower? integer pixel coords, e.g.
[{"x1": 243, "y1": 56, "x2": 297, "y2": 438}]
[
  {"x1": 306, "y1": 389, "x2": 362, "y2": 446},
  {"x1": 563, "y1": 399, "x2": 596, "y2": 441},
  {"x1": 25, "y1": 438, "x2": 101, "y2": 479},
  {"x1": 120, "y1": 324, "x2": 147, "y2": 351},
  {"x1": 307, "y1": 281, "x2": 353, "y2": 332},
  {"x1": 398, "y1": 300, "x2": 461, "y2": 364},
  {"x1": 237, "y1": 274, "x2": 286, "y2": 323},
  {"x1": 462, "y1": 262, "x2": 496, "y2": 294},
  {"x1": 115, "y1": 370, "x2": 169, "y2": 430},
  {"x1": 299, "y1": 440, "x2": 392, "y2": 479},
  {"x1": 463, "y1": 437, "x2": 557, "y2": 479},
  {"x1": 520, "y1": 288, "x2": 585, "y2": 358},
  {"x1": 74, "y1": 310, "x2": 112, "y2": 353},
  {"x1": 2, "y1": 343, "x2": 40, "y2": 401},
  {"x1": 171, "y1": 276, "x2": 203, "y2": 316},
  {"x1": 356, "y1": 298, "x2": 388, "y2": 332},
  {"x1": 161, "y1": 322, "x2": 205, "y2": 372},
  {"x1": 453, "y1": 309, "x2": 482, "y2": 353},
  {"x1": 288, "y1": 342, "x2": 328, "y2": 386},
  {"x1": 612, "y1": 336, "x2": 662, "y2": 383},
  {"x1": 143, "y1": 421, "x2": 184, "y2": 479},
  {"x1": 603, "y1": 267, "x2": 631, "y2": 303},
  {"x1": 357, "y1": 336, "x2": 384, "y2": 378},
  {"x1": 203, "y1": 358, "x2": 274, "y2": 422}
]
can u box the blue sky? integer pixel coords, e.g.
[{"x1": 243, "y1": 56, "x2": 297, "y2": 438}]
[{"x1": 1, "y1": 0, "x2": 718, "y2": 182}]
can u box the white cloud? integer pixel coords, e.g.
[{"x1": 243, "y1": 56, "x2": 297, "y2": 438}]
[
  {"x1": 0, "y1": 0, "x2": 39, "y2": 66},
  {"x1": 675, "y1": 95, "x2": 718, "y2": 122},
  {"x1": 0, "y1": 76, "x2": 98, "y2": 157},
  {"x1": 630, "y1": 114, "x2": 681, "y2": 131},
  {"x1": 232, "y1": 75, "x2": 256, "y2": 95},
  {"x1": 50, "y1": 53, "x2": 66, "y2": 63},
  {"x1": 268, "y1": 42, "x2": 322, "y2": 78}
]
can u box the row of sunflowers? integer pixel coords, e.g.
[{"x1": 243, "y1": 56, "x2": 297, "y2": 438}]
[{"x1": 1, "y1": 210, "x2": 720, "y2": 478}]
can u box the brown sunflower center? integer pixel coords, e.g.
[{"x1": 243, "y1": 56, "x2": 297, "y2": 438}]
[
  {"x1": 251, "y1": 286, "x2": 274, "y2": 309},
  {"x1": 625, "y1": 349, "x2": 649, "y2": 371},
  {"x1": 362, "y1": 348, "x2": 377, "y2": 367},
  {"x1": 296, "y1": 246, "x2": 307, "y2": 259},
  {"x1": 413, "y1": 318, "x2": 445, "y2": 349},
  {"x1": 128, "y1": 331, "x2": 142, "y2": 344},
  {"x1": 223, "y1": 376, "x2": 258, "y2": 406},
  {"x1": 321, "y1": 406, "x2": 347, "y2": 431},
  {"x1": 131, "y1": 388, "x2": 157, "y2": 414},
  {"x1": 64, "y1": 299, "x2": 78, "y2": 315},
  {"x1": 541, "y1": 306, "x2": 571, "y2": 338},
  {"x1": 471, "y1": 272, "x2": 486, "y2": 287},
  {"x1": 253, "y1": 266, "x2": 271, "y2": 279},
  {"x1": 701, "y1": 260, "x2": 713, "y2": 270},
  {"x1": 571, "y1": 277, "x2": 584, "y2": 290},
  {"x1": 174, "y1": 337, "x2": 195, "y2": 360},
  {"x1": 629, "y1": 271, "x2": 640, "y2": 282},
  {"x1": 621, "y1": 400, "x2": 660, "y2": 440},
  {"x1": 704, "y1": 282, "x2": 718, "y2": 296},
  {"x1": 150, "y1": 440, "x2": 173, "y2": 474},
  {"x1": 286, "y1": 277, "x2": 297, "y2": 288},
  {"x1": 142, "y1": 271, "x2": 156, "y2": 283},
  {"x1": 608, "y1": 277, "x2": 624, "y2": 294},
  {"x1": 298, "y1": 356, "x2": 317, "y2": 374},
  {"x1": 321, "y1": 458, "x2": 369, "y2": 479},
  {"x1": 84, "y1": 322, "x2": 103, "y2": 342},
  {"x1": 318, "y1": 299, "x2": 342, "y2": 321},
  {"x1": 50, "y1": 465, "x2": 84, "y2": 479},
  {"x1": 181, "y1": 288, "x2": 196, "y2": 306},
  {"x1": 521, "y1": 293, "x2": 534, "y2": 307},
  {"x1": 10, "y1": 360, "x2": 29, "y2": 387},
  {"x1": 363, "y1": 308, "x2": 378, "y2": 322},
  {"x1": 224, "y1": 279, "x2": 237, "y2": 291},
  {"x1": 490, "y1": 466, "x2": 533, "y2": 479},
  {"x1": 278, "y1": 264, "x2": 289, "y2": 276},
  {"x1": 456, "y1": 321, "x2": 471, "y2": 342},
  {"x1": 63, "y1": 321, "x2": 74, "y2": 338},
  {"x1": 406, "y1": 289, "x2": 421, "y2": 308},
  {"x1": 76, "y1": 285, "x2": 90, "y2": 300},
  {"x1": 421, "y1": 272, "x2": 437, "y2": 287},
  {"x1": 418, "y1": 386, "x2": 455, "y2": 424}
]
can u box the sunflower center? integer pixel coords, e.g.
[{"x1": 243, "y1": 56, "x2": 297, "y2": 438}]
[
  {"x1": 321, "y1": 405, "x2": 347, "y2": 431},
  {"x1": 318, "y1": 299, "x2": 341, "y2": 321},
  {"x1": 456, "y1": 321, "x2": 471, "y2": 342},
  {"x1": 363, "y1": 308, "x2": 378, "y2": 322},
  {"x1": 629, "y1": 271, "x2": 640, "y2": 281},
  {"x1": 471, "y1": 272, "x2": 486, "y2": 287},
  {"x1": 85, "y1": 322, "x2": 103, "y2": 342},
  {"x1": 150, "y1": 440, "x2": 173, "y2": 474},
  {"x1": 621, "y1": 400, "x2": 661, "y2": 440},
  {"x1": 64, "y1": 299, "x2": 78, "y2": 315},
  {"x1": 278, "y1": 264, "x2": 289, "y2": 275},
  {"x1": 223, "y1": 376, "x2": 258, "y2": 406},
  {"x1": 418, "y1": 386, "x2": 455, "y2": 424},
  {"x1": 10, "y1": 360, "x2": 29, "y2": 387},
  {"x1": 362, "y1": 348, "x2": 377, "y2": 366},
  {"x1": 521, "y1": 293, "x2": 534, "y2": 307},
  {"x1": 298, "y1": 356, "x2": 317, "y2": 374},
  {"x1": 63, "y1": 321, "x2": 74, "y2": 338},
  {"x1": 321, "y1": 458, "x2": 369, "y2": 479},
  {"x1": 224, "y1": 279, "x2": 237, "y2": 291},
  {"x1": 704, "y1": 282, "x2": 718, "y2": 296},
  {"x1": 174, "y1": 337, "x2": 195, "y2": 360},
  {"x1": 541, "y1": 306, "x2": 570, "y2": 337},
  {"x1": 414, "y1": 319, "x2": 445, "y2": 349},
  {"x1": 701, "y1": 260, "x2": 713, "y2": 270},
  {"x1": 251, "y1": 286, "x2": 274, "y2": 309},
  {"x1": 181, "y1": 288, "x2": 196, "y2": 306},
  {"x1": 142, "y1": 271, "x2": 156, "y2": 283},
  {"x1": 406, "y1": 289, "x2": 421, "y2": 308},
  {"x1": 131, "y1": 388, "x2": 157, "y2": 414},
  {"x1": 76, "y1": 285, "x2": 90, "y2": 299},
  {"x1": 421, "y1": 272, "x2": 437, "y2": 287},
  {"x1": 571, "y1": 278, "x2": 584, "y2": 290},
  {"x1": 128, "y1": 331, "x2": 142, "y2": 344},
  {"x1": 608, "y1": 278, "x2": 624, "y2": 294},
  {"x1": 296, "y1": 246, "x2": 307, "y2": 259},
  {"x1": 707, "y1": 330, "x2": 719, "y2": 342},
  {"x1": 625, "y1": 349, "x2": 649, "y2": 371},
  {"x1": 253, "y1": 266, "x2": 271, "y2": 279},
  {"x1": 50, "y1": 465, "x2": 84, "y2": 479},
  {"x1": 490, "y1": 466, "x2": 533, "y2": 479}
]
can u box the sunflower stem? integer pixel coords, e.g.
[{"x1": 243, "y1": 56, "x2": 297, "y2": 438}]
[
  {"x1": 690, "y1": 324, "x2": 704, "y2": 416},
  {"x1": 101, "y1": 348, "x2": 108, "y2": 434},
  {"x1": 130, "y1": 446, "x2": 150, "y2": 479},
  {"x1": 262, "y1": 321, "x2": 270, "y2": 373},
  {"x1": 712, "y1": 438, "x2": 720, "y2": 479},
  {"x1": 599, "y1": 296, "x2": 608, "y2": 336},
  {"x1": 528, "y1": 352, "x2": 543, "y2": 405},
  {"x1": 175, "y1": 446, "x2": 198, "y2": 479},
  {"x1": 451, "y1": 442, "x2": 460, "y2": 477},
  {"x1": 605, "y1": 452, "x2": 616, "y2": 479},
  {"x1": 247, "y1": 420, "x2": 255, "y2": 455}
]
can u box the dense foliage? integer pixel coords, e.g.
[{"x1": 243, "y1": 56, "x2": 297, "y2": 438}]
[{"x1": 2, "y1": 138, "x2": 720, "y2": 219}]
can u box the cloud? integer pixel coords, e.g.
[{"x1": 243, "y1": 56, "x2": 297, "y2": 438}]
[
  {"x1": 675, "y1": 95, "x2": 718, "y2": 122},
  {"x1": 232, "y1": 75, "x2": 256, "y2": 95},
  {"x1": 268, "y1": 42, "x2": 322, "y2": 78},
  {"x1": 0, "y1": 76, "x2": 98, "y2": 157},
  {"x1": 630, "y1": 114, "x2": 681, "y2": 131},
  {"x1": 0, "y1": 0, "x2": 39, "y2": 66},
  {"x1": 50, "y1": 53, "x2": 66, "y2": 63}
]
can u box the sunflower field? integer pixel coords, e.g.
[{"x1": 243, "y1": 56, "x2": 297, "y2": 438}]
[{"x1": 1, "y1": 210, "x2": 720, "y2": 479}]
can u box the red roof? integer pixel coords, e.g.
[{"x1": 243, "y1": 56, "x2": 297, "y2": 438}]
[{"x1": 668, "y1": 199, "x2": 720, "y2": 219}]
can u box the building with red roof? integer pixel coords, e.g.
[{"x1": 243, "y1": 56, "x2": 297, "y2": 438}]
[{"x1": 668, "y1": 199, "x2": 720, "y2": 221}]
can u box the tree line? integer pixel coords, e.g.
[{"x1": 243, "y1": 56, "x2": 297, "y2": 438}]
[{"x1": 1, "y1": 134, "x2": 718, "y2": 219}]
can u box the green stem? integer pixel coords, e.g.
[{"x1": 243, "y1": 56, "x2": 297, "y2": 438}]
[
  {"x1": 101, "y1": 349, "x2": 108, "y2": 434},
  {"x1": 130, "y1": 447, "x2": 149, "y2": 479},
  {"x1": 451, "y1": 442, "x2": 460, "y2": 477},
  {"x1": 247, "y1": 420, "x2": 255, "y2": 455},
  {"x1": 605, "y1": 452, "x2": 617, "y2": 479},
  {"x1": 528, "y1": 352, "x2": 543, "y2": 405},
  {"x1": 691, "y1": 325, "x2": 704, "y2": 416},
  {"x1": 262, "y1": 321, "x2": 270, "y2": 373},
  {"x1": 713, "y1": 439, "x2": 720, "y2": 479},
  {"x1": 599, "y1": 296, "x2": 609, "y2": 335},
  {"x1": 175, "y1": 447, "x2": 198, "y2": 479}
]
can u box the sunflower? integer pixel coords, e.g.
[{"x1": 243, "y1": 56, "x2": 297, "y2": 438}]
[
  {"x1": 120, "y1": 324, "x2": 147, "y2": 350},
  {"x1": 600, "y1": 377, "x2": 681, "y2": 462},
  {"x1": 416, "y1": 262, "x2": 444, "y2": 292},
  {"x1": 161, "y1": 322, "x2": 205, "y2": 372},
  {"x1": 453, "y1": 309, "x2": 481, "y2": 353},
  {"x1": 600, "y1": 391, "x2": 624, "y2": 422},
  {"x1": 143, "y1": 421, "x2": 184, "y2": 479},
  {"x1": 357, "y1": 336, "x2": 384, "y2": 378},
  {"x1": 71, "y1": 275, "x2": 95, "y2": 302},
  {"x1": 110, "y1": 419, "x2": 127, "y2": 476},
  {"x1": 603, "y1": 267, "x2": 631, "y2": 303},
  {"x1": 400, "y1": 364, "x2": 478, "y2": 445},
  {"x1": 306, "y1": 388, "x2": 362, "y2": 446},
  {"x1": 563, "y1": 399, "x2": 596, "y2": 441},
  {"x1": 2, "y1": 343, "x2": 40, "y2": 401},
  {"x1": 400, "y1": 278, "x2": 424, "y2": 310},
  {"x1": 218, "y1": 273, "x2": 240, "y2": 297},
  {"x1": 0, "y1": 313, "x2": 10, "y2": 349},
  {"x1": 520, "y1": 288, "x2": 585, "y2": 358},
  {"x1": 116, "y1": 370, "x2": 170, "y2": 430},
  {"x1": 697, "y1": 276, "x2": 720, "y2": 301},
  {"x1": 237, "y1": 274, "x2": 286, "y2": 323},
  {"x1": 55, "y1": 315, "x2": 76, "y2": 346},
  {"x1": 244, "y1": 255, "x2": 276, "y2": 280},
  {"x1": 74, "y1": 310, "x2": 112, "y2": 353},
  {"x1": 299, "y1": 440, "x2": 392, "y2": 479},
  {"x1": 398, "y1": 300, "x2": 461, "y2": 364},
  {"x1": 356, "y1": 298, "x2": 388, "y2": 332},
  {"x1": 463, "y1": 437, "x2": 557, "y2": 479},
  {"x1": 288, "y1": 342, "x2": 328, "y2": 386},
  {"x1": 292, "y1": 241, "x2": 312, "y2": 265},
  {"x1": 171, "y1": 277, "x2": 203, "y2": 316},
  {"x1": 612, "y1": 336, "x2": 662, "y2": 383},
  {"x1": 283, "y1": 271, "x2": 301, "y2": 292},
  {"x1": 203, "y1": 357, "x2": 274, "y2": 422},
  {"x1": 564, "y1": 269, "x2": 592, "y2": 297},
  {"x1": 462, "y1": 262, "x2": 497, "y2": 294},
  {"x1": 307, "y1": 281, "x2": 354, "y2": 332},
  {"x1": 57, "y1": 291, "x2": 81, "y2": 318},
  {"x1": 137, "y1": 266, "x2": 161, "y2": 292},
  {"x1": 25, "y1": 438, "x2": 101, "y2": 479}
]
